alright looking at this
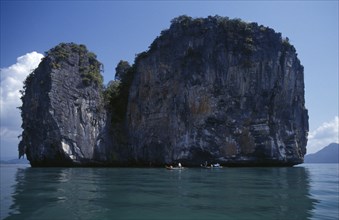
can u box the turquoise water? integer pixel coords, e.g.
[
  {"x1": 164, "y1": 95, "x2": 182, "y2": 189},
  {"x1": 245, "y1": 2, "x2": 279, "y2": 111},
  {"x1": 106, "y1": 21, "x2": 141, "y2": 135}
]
[{"x1": 1, "y1": 164, "x2": 338, "y2": 220}]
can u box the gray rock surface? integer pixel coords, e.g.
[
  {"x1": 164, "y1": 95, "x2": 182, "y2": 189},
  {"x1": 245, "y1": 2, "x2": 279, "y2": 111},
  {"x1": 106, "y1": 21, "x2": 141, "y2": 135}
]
[
  {"x1": 19, "y1": 43, "x2": 110, "y2": 166},
  {"x1": 126, "y1": 16, "x2": 308, "y2": 166},
  {"x1": 19, "y1": 16, "x2": 308, "y2": 167}
]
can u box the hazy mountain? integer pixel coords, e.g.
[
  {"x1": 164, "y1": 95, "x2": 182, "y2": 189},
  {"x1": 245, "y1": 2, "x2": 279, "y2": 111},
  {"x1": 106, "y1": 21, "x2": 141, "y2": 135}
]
[{"x1": 305, "y1": 143, "x2": 339, "y2": 163}]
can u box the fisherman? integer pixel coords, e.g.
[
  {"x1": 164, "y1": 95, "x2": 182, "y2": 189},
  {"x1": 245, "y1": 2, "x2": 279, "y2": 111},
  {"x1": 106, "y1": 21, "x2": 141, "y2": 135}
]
[{"x1": 178, "y1": 162, "x2": 182, "y2": 168}]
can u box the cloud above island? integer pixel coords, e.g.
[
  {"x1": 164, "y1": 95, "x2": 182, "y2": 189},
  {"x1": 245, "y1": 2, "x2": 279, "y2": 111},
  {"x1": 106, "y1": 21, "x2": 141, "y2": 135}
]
[
  {"x1": 307, "y1": 116, "x2": 339, "y2": 154},
  {"x1": 0, "y1": 52, "x2": 44, "y2": 157}
]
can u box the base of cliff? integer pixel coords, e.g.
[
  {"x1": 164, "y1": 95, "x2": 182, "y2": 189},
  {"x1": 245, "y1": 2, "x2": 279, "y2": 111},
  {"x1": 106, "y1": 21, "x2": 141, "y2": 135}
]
[{"x1": 28, "y1": 158, "x2": 303, "y2": 167}]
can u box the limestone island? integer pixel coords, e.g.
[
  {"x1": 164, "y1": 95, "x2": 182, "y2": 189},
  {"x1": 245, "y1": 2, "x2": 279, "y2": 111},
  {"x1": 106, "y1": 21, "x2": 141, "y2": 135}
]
[{"x1": 19, "y1": 16, "x2": 308, "y2": 167}]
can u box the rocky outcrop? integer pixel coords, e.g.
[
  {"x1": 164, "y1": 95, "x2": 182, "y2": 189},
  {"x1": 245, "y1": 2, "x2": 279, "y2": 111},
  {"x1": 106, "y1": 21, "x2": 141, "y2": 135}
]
[
  {"x1": 19, "y1": 16, "x2": 308, "y2": 167},
  {"x1": 19, "y1": 43, "x2": 111, "y2": 166},
  {"x1": 126, "y1": 16, "x2": 308, "y2": 166}
]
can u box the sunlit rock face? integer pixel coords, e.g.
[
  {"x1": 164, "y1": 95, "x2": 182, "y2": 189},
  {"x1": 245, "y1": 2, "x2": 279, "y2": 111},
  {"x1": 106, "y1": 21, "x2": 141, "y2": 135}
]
[
  {"x1": 19, "y1": 43, "x2": 110, "y2": 166},
  {"x1": 126, "y1": 16, "x2": 308, "y2": 166}
]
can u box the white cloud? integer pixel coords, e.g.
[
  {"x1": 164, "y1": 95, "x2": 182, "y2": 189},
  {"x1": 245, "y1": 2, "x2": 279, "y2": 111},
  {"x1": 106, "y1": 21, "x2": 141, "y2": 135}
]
[
  {"x1": 0, "y1": 52, "x2": 44, "y2": 158},
  {"x1": 307, "y1": 116, "x2": 339, "y2": 154}
]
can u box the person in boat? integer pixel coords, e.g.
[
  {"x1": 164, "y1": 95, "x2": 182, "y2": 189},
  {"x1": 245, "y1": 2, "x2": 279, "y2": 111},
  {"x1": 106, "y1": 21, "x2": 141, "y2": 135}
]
[
  {"x1": 212, "y1": 163, "x2": 222, "y2": 168},
  {"x1": 178, "y1": 162, "x2": 182, "y2": 168}
]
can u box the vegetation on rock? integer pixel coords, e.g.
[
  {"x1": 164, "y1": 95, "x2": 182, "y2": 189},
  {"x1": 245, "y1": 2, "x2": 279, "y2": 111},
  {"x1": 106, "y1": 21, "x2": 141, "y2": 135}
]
[
  {"x1": 45, "y1": 43, "x2": 103, "y2": 86},
  {"x1": 104, "y1": 60, "x2": 135, "y2": 124}
]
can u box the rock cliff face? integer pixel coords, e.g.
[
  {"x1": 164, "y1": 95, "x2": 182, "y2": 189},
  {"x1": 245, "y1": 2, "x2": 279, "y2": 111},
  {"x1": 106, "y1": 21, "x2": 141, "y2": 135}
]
[
  {"x1": 19, "y1": 16, "x2": 308, "y2": 167},
  {"x1": 19, "y1": 43, "x2": 111, "y2": 166},
  {"x1": 126, "y1": 16, "x2": 308, "y2": 166}
]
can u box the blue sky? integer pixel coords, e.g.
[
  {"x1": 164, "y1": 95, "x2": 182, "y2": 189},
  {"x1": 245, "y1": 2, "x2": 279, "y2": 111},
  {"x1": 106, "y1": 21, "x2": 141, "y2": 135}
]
[{"x1": 1, "y1": 1, "x2": 338, "y2": 159}]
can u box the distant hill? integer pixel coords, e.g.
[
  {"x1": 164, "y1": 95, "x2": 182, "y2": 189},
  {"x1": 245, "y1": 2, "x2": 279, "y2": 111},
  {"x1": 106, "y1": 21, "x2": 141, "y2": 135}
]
[
  {"x1": 305, "y1": 143, "x2": 339, "y2": 163},
  {"x1": 0, "y1": 158, "x2": 29, "y2": 164}
]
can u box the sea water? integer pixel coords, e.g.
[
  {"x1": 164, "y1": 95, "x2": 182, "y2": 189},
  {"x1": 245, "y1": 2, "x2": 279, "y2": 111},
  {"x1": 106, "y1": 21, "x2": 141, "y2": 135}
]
[{"x1": 0, "y1": 164, "x2": 338, "y2": 220}]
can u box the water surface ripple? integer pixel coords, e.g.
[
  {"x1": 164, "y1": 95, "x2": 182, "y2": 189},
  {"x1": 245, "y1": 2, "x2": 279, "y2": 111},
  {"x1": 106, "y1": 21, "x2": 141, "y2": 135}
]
[{"x1": 1, "y1": 164, "x2": 338, "y2": 220}]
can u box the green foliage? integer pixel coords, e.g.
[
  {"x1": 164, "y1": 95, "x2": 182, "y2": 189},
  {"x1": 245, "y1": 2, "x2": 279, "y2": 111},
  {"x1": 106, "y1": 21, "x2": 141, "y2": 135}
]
[
  {"x1": 105, "y1": 62, "x2": 136, "y2": 124},
  {"x1": 80, "y1": 47, "x2": 104, "y2": 86},
  {"x1": 45, "y1": 43, "x2": 103, "y2": 86},
  {"x1": 87, "y1": 52, "x2": 97, "y2": 60},
  {"x1": 104, "y1": 80, "x2": 121, "y2": 121},
  {"x1": 104, "y1": 80, "x2": 120, "y2": 101},
  {"x1": 229, "y1": 18, "x2": 248, "y2": 30},
  {"x1": 259, "y1": 25, "x2": 267, "y2": 32},
  {"x1": 45, "y1": 43, "x2": 70, "y2": 64},
  {"x1": 243, "y1": 37, "x2": 255, "y2": 55},
  {"x1": 77, "y1": 45, "x2": 103, "y2": 86},
  {"x1": 71, "y1": 44, "x2": 88, "y2": 54},
  {"x1": 170, "y1": 15, "x2": 193, "y2": 27},
  {"x1": 282, "y1": 37, "x2": 292, "y2": 49},
  {"x1": 162, "y1": 16, "x2": 259, "y2": 54},
  {"x1": 81, "y1": 62, "x2": 103, "y2": 86},
  {"x1": 115, "y1": 60, "x2": 131, "y2": 81}
]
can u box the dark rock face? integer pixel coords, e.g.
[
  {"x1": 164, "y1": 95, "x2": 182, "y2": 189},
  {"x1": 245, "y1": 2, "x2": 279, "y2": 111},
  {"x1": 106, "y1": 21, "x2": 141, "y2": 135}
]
[
  {"x1": 19, "y1": 16, "x2": 308, "y2": 167},
  {"x1": 126, "y1": 16, "x2": 308, "y2": 166}
]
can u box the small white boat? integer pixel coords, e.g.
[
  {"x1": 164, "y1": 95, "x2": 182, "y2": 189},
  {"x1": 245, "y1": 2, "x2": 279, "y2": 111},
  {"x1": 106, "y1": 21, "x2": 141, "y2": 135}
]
[
  {"x1": 211, "y1": 163, "x2": 223, "y2": 168},
  {"x1": 165, "y1": 165, "x2": 185, "y2": 170},
  {"x1": 200, "y1": 163, "x2": 223, "y2": 169}
]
